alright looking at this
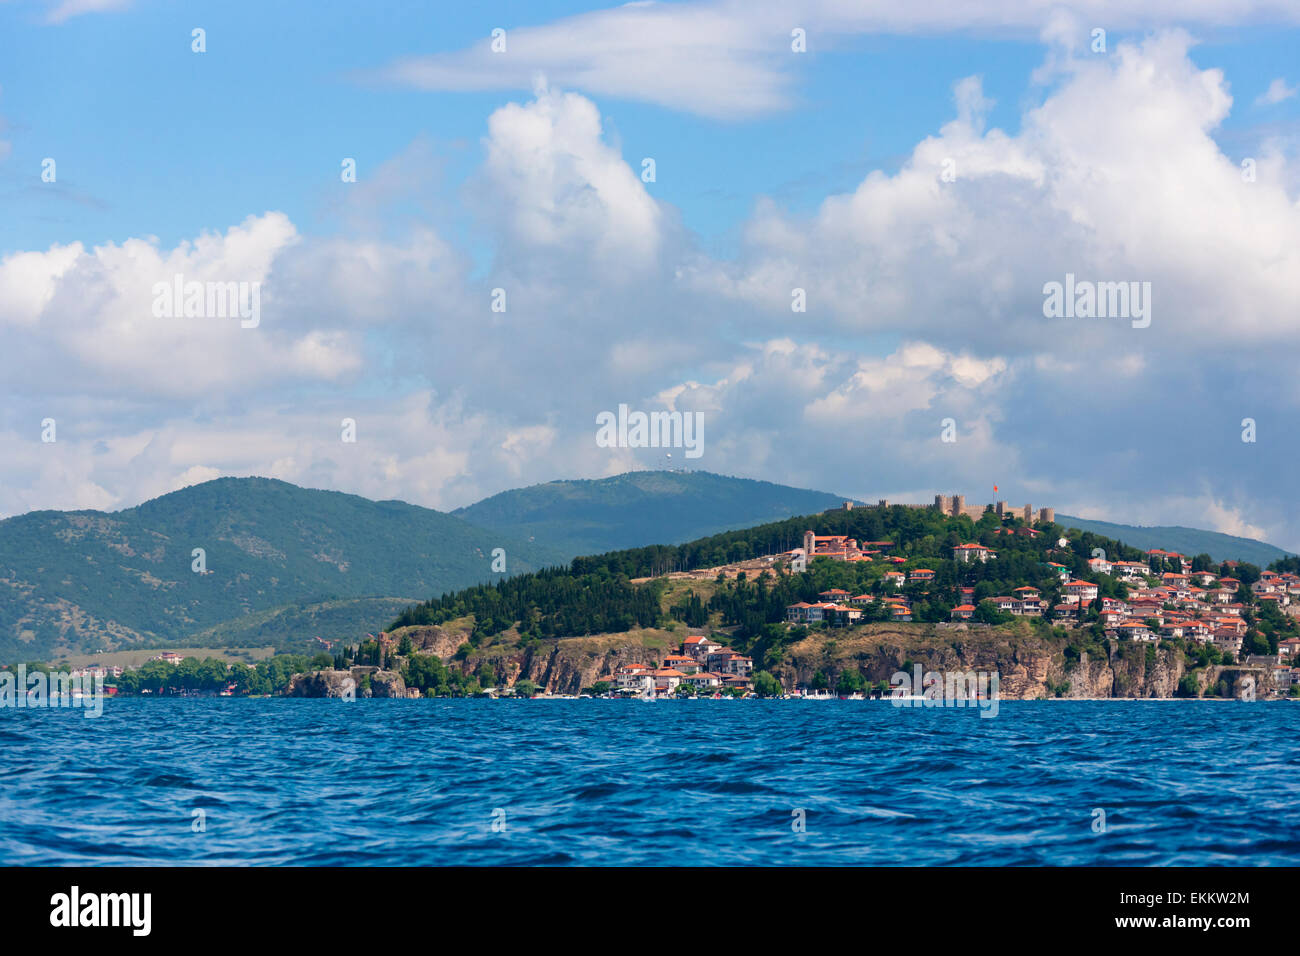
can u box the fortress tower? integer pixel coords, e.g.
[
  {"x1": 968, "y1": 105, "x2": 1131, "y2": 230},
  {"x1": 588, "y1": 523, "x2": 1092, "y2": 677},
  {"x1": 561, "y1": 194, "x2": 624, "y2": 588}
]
[
  {"x1": 1038, "y1": 507, "x2": 1055, "y2": 525},
  {"x1": 1023, "y1": 504, "x2": 1033, "y2": 523}
]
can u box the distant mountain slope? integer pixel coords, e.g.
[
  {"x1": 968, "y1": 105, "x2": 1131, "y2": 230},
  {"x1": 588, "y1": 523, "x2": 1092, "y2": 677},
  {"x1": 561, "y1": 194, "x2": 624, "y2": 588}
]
[
  {"x1": 454, "y1": 471, "x2": 853, "y2": 558},
  {"x1": 184, "y1": 596, "x2": 422, "y2": 652},
  {"x1": 1053, "y1": 515, "x2": 1290, "y2": 566},
  {"x1": 0, "y1": 477, "x2": 563, "y2": 662}
]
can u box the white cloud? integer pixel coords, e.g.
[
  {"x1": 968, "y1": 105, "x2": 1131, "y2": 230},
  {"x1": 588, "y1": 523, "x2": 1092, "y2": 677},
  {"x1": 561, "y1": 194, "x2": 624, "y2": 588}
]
[
  {"x1": 0, "y1": 213, "x2": 379, "y2": 401},
  {"x1": 369, "y1": 0, "x2": 1300, "y2": 118},
  {"x1": 3, "y1": 33, "x2": 1300, "y2": 553},
  {"x1": 44, "y1": 0, "x2": 131, "y2": 25},
  {"x1": 1256, "y1": 76, "x2": 1297, "y2": 105},
  {"x1": 0, "y1": 244, "x2": 83, "y2": 326},
  {"x1": 474, "y1": 79, "x2": 666, "y2": 274},
  {"x1": 370, "y1": 3, "x2": 796, "y2": 120},
  {"x1": 695, "y1": 33, "x2": 1300, "y2": 354}
]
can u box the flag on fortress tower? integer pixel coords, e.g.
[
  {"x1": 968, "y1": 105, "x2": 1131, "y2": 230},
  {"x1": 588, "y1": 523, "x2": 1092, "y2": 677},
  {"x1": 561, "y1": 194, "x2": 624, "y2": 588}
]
[{"x1": 993, "y1": 485, "x2": 998, "y2": 493}]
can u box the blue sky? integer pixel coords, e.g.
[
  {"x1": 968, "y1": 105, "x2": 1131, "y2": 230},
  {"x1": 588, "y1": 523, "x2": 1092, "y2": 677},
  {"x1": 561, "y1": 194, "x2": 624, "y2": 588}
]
[
  {"x1": 1, "y1": 0, "x2": 1299, "y2": 549},
  {"x1": 5, "y1": 2, "x2": 1294, "y2": 256}
]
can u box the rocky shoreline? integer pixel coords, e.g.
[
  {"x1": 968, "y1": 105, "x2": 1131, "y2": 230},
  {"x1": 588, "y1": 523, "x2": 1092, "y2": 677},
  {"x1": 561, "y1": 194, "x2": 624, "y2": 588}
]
[{"x1": 280, "y1": 620, "x2": 1290, "y2": 700}]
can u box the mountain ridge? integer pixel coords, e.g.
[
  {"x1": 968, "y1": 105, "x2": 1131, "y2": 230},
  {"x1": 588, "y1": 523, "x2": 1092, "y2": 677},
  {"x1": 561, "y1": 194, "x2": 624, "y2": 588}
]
[
  {"x1": 0, "y1": 476, "x2": 562, "y2": 662},
  {"x1": 1053, "y1": 513, "x2": 1288, "y2": 567},
  {"x1": 454, "y1": 470, "x2": 854, "y2": 558},
  {"x1": 1, "y1": 471, "x2": 1289, "y2": 664}
]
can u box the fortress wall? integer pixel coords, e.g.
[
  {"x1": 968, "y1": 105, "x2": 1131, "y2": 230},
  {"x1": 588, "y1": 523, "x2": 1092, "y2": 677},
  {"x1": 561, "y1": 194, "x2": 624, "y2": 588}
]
[{"x1": 869, "y1": 496, "x2": 1051, "y2": 524}]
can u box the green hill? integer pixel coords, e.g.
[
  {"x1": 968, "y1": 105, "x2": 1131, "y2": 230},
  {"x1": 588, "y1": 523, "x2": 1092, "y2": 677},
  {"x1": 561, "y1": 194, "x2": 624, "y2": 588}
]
[
  {"x1": 454, "y1": 470, "x2": 854, "y2": 558},
  {"x1": 0, "y1": 477, "x2": 563, "y2": 662},
  {"x1": 390, "y1": 500, "x2": 1294, "y2": 694},
  {"x1": 1053, "y1": 514, "x2": 1290, "y2": 566}
]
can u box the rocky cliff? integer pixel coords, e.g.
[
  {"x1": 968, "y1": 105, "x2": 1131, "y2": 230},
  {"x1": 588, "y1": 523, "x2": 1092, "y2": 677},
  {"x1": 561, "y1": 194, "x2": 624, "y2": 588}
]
[
  {"x1": 778, "y1": 622, "x2": 1204, "y2": 699},
  {"x1": 292, "y1": 619, "x2": 1278, "y2": 699},
  {"x1": 389, "y1": 622, "x2": 681, "y2": 694},
  {"x1": 285, "y1": 666, "x2": 407, "y2": 698}
]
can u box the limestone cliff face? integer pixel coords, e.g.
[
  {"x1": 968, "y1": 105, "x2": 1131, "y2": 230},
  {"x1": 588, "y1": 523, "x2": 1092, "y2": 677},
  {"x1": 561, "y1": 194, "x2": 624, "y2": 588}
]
[
  {"x1": 390, "y1": 623, "x2": 679, "y2": 694},
  {"x1": 286, "y1": 666, "x2": 406, "y2": 698},
  {"x1": 475, "y1": 631, "x2": 675, "y2": 694},
  {"x1": 307, "y1": 620, "x2": 1271, "y2": 699},
  {"x1": 396, "y1": 622, "x2": 476, "y2": 660},
  {"x1": 286, "y1": 668, "x2": 354, "y2": 698},
  {"x1": 368, "y1": 669, "x2": 407, "y2": 698},
  {"x1": 516, "y1": 634, "x2": 671, "y2": 694},
  {"x1": 776, "y1": 622, "x2": 1199, "y2": 699}
]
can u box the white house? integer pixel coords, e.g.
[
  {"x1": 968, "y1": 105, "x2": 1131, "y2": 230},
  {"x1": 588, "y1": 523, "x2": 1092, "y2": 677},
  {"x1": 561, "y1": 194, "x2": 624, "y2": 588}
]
[
  {"x1": 1062, "y1": 580, "x2": 1100, "y2": 602},
  {"x1": 952, "y1": 543, "x2": 995, "y2": 563}
]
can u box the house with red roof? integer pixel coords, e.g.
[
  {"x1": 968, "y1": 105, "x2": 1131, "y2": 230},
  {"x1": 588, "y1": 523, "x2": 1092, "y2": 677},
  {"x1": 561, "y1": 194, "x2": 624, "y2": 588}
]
[
  {"x1": 707, "y1": 649, "x2": 753, "y2": 677},
  {"x1": 682, "y1": 635, "x2": 722, "y2": 661},
  {"x1": 684, "y1": 671, "x2": 723, "y2": 690},
  {"x1": 952, "y1": 543, "x2": 995, "y2": 563},
  {"x1": 1062, "y1": 580, "x2": 1099, "y2": 602},
  {"x1": 662, "y1": 654, "x2": 701, "y2": 674}
]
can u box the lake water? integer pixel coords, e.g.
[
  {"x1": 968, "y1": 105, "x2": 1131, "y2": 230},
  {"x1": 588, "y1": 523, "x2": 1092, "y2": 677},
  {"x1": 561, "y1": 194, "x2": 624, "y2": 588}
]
[{"x1": 2, "y1": 698, "x2": 1297, "y2": 865}]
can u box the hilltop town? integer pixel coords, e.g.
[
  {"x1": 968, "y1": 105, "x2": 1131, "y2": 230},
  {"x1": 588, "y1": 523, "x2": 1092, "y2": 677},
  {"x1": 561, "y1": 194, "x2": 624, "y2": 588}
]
[{"x1": 628, "y1": 493, "x2": 1300, "y2": 699}]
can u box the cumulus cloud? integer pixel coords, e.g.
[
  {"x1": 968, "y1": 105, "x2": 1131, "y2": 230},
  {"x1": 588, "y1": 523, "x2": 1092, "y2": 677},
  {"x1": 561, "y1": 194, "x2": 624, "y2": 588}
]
[
  {"x1": 474, "y1": 78, "x2": 666, "y2": 275},
  {"x1": 695, "y1": 33, "x2": 1300, "y2": 355},
  {"x1": 0, "y1": 213, "x2": 375, "y2": 400},
  {"x1": 3, "y1": 34, "x2": 1300, "y2": 553}
]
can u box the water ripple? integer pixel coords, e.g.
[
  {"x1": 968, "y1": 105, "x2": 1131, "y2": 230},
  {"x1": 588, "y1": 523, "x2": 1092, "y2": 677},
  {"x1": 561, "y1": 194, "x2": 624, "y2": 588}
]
[{"x1": 0, "y1": 699, "x2": 1297, "y2": 865}]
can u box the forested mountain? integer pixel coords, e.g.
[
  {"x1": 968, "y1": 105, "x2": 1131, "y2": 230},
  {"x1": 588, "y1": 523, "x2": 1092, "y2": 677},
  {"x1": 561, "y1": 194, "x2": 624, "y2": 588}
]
[
  {"x1": 453, "y1": 470, "x2": 853, "y2": 558},
  {"x1": 1053, "y1": 514, "x2": 1288, "y2": 566},
  {"x1": 0, "y1": 477, "x2": 561, "y2": 662}
]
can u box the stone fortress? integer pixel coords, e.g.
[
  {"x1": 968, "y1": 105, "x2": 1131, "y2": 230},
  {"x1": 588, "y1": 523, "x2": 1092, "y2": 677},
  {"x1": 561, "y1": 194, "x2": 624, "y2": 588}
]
[{"x1": 829, "y1": 495, "x2": 1055, "y2": 526}]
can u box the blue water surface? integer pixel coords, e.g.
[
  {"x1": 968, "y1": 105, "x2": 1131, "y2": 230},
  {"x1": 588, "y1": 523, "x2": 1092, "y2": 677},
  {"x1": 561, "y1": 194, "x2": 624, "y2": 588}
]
[{"x1": 1, "y1": 699, "x2": 1297, "y2": 865}]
